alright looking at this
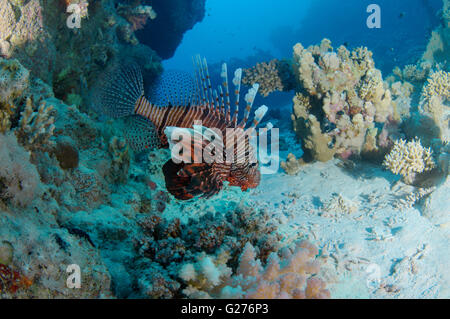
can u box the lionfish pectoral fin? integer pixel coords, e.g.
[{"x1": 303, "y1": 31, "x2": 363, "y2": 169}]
[
  {"x1": 123, "y1": 115, "x2": 162, "y2": 152},
  {"x1": 162, "y1": 160, "x2": 195, "y2": 200},
  {"x1": 162, "y1": 160, "x2": 223, "y2": 200}
]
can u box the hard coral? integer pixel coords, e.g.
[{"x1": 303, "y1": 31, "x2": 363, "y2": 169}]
[
  {"x1": 291, "y1": 39, "x2": 396, "y2": 162},
  {"x1": 15, "y1": 98, "x2": 56, "y2": 153},
  {"x1": 420, "y1": 70, "x2": 450, "y2": 142},
  {"x1": 242, "y1": 59, "x2": 293, "y2": 97},
  {"x1": 383, "y1": 138, "x2": 435, "y2": 184}
]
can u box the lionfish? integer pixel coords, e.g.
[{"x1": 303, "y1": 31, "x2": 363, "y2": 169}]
[{"x1": 94, "y1": 57, "x2": 269, "y2": 200}]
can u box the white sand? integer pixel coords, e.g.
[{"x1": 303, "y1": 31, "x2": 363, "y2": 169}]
[{"x1": 248, "y1": 160, "x2": 450, "y2": 298}]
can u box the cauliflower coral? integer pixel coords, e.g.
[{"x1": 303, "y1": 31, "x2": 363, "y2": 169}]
[{"x1": 383, "y1": 138, "x2": 435, "y2": 184}]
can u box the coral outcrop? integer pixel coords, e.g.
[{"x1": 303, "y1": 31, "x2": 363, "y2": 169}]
[
  {"x1": 419, "y1": 70, "x2": 450, "y2": 142},
  {"x1": 290, "y1": 39, "x2": 398, "y2": 162},
  {"x1": 15, "y1": 98, "x2": 55, "y2": 153}
]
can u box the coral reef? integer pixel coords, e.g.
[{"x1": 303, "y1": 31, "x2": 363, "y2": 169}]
[
  {"x1": 383, "y1": 139, "x2": 435, "y2": 185},
  {"x1": 393, "y1": 61, "x2": 432, "y2": 84},
  {"x1": 180, "y1": 240, "x2": 330, "y2": 299},
  {"x1": 290, "y1": 39, "x2": 397, "y2": 162},
  {"x1": 118, "y1": 3, "x2": 157, "y2": 32},
  {"x1": 132, "y1": 206, "x2": 284, "y2": 298},
  {"x1": 0, "y1": 0, "x2": 163, "y2": 106}
]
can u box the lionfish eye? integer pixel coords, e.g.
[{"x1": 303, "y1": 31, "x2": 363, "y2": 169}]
[{"x1": 250, "y1": 163, "x2": 257, "y2": 167}]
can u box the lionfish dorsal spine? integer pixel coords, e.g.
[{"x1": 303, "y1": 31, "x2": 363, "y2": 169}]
[
  {"x1": 231, "y1": 68, "x2": 242, "y2": 127},
  {"x1": 192, "y1": 56, "x2": 206, "y2": 107},
  {"x1": 220, "y1": 63, "x2": 231, "y2": 123},
  {"x1": 202, "y1": 57, "x2": 216, "y2": 111},
  {"x1": 239, "y1": 83, "x2": 260, "y2": 128},
  {"x1": 218, "y1": 85, "x2": 225, "y2": 117}
]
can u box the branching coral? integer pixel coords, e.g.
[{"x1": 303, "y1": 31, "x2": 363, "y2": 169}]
[
  {"x1": 0, "y1": 58, "x2": 30, "y2": 105},
  {"x1": 242, "y1": 59, "x2": 293, "y2": 97},
  {"x1": 393, "y1": 61, "x2": 431, "y2": 83},
  {"x1": 383, "y1": 139, "x2": 435, "y2": 184},
  {"x1": 15, "y1": 98, "x2": 56, "y2": 153},
  {"x1": 0, "y1": 103, "x2": 15, "y2": 133},
  {"x1": 180, "y1": 240, "x2": 330, "y2": 299},
  {"x1": 420, "y1": 70, "x2": 450, "y2": 142},
  {"x1": 290, "y1": 39, "x2": 396, "y2": 162},
  {"x1": 108, "y1": 136, "x2": 131, "y2": 183}
]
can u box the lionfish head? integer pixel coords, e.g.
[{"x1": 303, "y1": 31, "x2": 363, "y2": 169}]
[{"x1": 227, "y1": 161, "x2": 261, "y2": 191}]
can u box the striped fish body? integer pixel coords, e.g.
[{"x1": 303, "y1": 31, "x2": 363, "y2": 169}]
[
  {"x1": 134, "y1": 99, "x2": 261, "y2": 199},
  {"x1": 93, "y1": 57, "x2": 267, "y2": 200}
]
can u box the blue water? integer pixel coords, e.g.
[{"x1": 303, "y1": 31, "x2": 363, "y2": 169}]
[{"x1": 165, "y1": 0, "x2": 441, "y2": 74}]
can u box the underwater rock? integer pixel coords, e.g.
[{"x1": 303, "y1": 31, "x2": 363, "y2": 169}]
[
  {"x1": 0, "y1": 0, "x2": 163, "y2": 106},
  {"x1": 0, "y1": 132, "x2": 42, "y2": 208},
  {"x1": 136, "y1": 0, "x2": 207, "y2": 59}
]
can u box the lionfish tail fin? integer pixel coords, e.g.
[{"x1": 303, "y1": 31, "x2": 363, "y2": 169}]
[{"x1": 91, "y1": 62, "x2": 144, "y2": 118}]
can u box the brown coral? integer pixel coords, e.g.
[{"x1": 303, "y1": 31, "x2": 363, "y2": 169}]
[{"x1": 242, "y1": 59, "x2": 292, "y2": 97}]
